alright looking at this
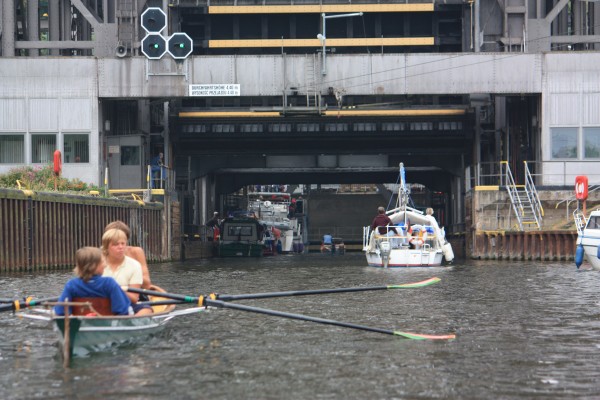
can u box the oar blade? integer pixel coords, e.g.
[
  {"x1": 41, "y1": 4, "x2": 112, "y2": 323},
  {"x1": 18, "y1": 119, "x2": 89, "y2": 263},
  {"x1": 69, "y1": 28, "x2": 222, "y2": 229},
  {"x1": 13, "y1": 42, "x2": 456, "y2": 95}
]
[
  {"x1": 393, "y1": 330, "x2": 456, "y2": 340},
  {"x1": 388, "y1": 277, "x2": 441, "y2": 289}
]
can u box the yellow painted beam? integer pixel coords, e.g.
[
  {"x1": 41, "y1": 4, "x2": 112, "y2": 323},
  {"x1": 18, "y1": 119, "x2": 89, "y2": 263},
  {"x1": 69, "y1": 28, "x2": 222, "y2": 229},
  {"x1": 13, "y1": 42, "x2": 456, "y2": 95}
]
[
  {"x1": 179, "y1": 109, "x2": 466, "y2": 118},
  {"x1": 108, "y1": 188, "x2": 165, "y2": 195},
  {"x1": 322, "y1": 109, "x2": 466, "y2": 117},
  {"x1": 475, "y1": 186, "x2": 500, "y2": 191},
  {"x1": 179, "y1": 111, "x2": 281, "y2": 118},
  {"x1": 209, "y1": 4, "x2": 434, "y2": 14},
  {"x1": 209, "y1": 37, "x2": 434, "y2": 48}
]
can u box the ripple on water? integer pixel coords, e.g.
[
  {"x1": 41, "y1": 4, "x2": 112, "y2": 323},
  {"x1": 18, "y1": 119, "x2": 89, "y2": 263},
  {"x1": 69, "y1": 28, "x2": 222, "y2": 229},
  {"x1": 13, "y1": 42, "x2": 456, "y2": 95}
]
[{"x1": 2, "y1": 255, "x2": 600, "y2": 399}]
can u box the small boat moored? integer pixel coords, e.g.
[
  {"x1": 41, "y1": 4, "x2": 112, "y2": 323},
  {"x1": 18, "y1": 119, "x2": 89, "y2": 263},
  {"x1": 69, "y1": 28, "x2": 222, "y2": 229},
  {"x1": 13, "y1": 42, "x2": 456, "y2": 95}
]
[
  {"x1": 217, "y1": 216, "x2": 265, "y2": 257},
  {"x1": 575, "y1": 208, "x2": 600, "y2": 270}
]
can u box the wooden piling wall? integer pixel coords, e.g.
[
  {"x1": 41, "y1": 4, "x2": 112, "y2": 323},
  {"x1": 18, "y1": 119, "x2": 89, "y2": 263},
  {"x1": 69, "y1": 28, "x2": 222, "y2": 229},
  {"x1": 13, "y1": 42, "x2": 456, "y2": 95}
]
[
  {"x1": 470, "y1": 230, "x2": 577, "y2": 261},
  {"x1": 0, "y1": 188, "x2": 164, "y2": 272}
]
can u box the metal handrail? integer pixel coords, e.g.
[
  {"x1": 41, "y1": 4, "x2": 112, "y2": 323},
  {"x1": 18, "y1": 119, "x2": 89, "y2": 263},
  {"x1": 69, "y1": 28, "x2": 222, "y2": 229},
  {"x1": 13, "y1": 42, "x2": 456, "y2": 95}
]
[
  {"x1": 523, "y1": 161, "x2": 543, "y2": 227},
  {"x1": 501, "y1": 161, "x2": 525, "y2": 230}
]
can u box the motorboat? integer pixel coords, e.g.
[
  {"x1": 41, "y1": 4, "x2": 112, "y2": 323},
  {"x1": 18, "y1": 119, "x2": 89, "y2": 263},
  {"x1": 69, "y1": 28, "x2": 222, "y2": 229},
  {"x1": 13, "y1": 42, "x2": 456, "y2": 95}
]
[
  {"x1": 247, "y1": 191, "x2": 304, "y2": 253},
  {"x1": 575, "y1": 208, "x2": 600, "y2": 270},
  {"x1": 363, "y1": 163, "x2": 454, "y2": 267},
  {"x1": 217, "y1": 216, "x2": 264, "y2": 257}
]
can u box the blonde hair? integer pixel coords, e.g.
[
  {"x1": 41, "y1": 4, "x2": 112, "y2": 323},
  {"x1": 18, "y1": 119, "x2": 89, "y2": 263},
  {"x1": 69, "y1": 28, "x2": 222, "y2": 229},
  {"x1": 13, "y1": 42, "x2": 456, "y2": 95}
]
[
  {"x1": 101, "y1": 228, "x2": 128, "y2": 256},
  {"x1": 74, "y1": 247, "x2": 103, "y2": 282},
  {"x1": 104, "y1": 220, "x2": 130, "y2": 239}
]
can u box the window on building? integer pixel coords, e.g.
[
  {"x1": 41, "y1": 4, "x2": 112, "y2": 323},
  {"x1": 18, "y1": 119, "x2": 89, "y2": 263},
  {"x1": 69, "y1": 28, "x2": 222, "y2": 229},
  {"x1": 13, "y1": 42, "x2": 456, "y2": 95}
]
[
  {"x1": 120, "y1": 146, "x2": 140, "y2": 166},
  {"x1": 382, "y1": 122, "x2": 405, "y2": 131},
  {"x1": 584, "y1": 127, "x2": 600, "y2": 159},
  {"x1": 64, "y1": 133, "x2": 89, "y2": 163},
  {"x1": 213, "y1": 124, "x2": 235, "y2": 133},
  {"x1": 551, "y1": 127, "x2": 578, "y2": 159},
  {"x1": 0, "y1": 135, "x2": 25, "y2": 164},
  {"x1": 297, "y1": 123, "x2": 319, "y2": 132},
  {"x1": 269, "y1": 124, "x2": 291, "y2": 133},
  {"x1": 31, "y1": 134, "x2": 56, "y2": 164}
]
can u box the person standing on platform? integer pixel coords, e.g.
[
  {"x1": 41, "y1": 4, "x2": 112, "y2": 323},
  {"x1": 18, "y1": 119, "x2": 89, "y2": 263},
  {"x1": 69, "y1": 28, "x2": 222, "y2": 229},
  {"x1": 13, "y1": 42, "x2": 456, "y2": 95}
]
[{"x1": 150, "y1": 152, "x2": 166, "y2": 188}]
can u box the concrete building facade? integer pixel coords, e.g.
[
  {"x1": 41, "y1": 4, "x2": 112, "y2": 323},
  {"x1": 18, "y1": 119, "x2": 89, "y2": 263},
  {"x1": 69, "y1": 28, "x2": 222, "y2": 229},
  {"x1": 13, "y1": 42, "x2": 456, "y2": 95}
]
[{"x1": 1, "y1": 0, "x2": 599, "y2": 231}]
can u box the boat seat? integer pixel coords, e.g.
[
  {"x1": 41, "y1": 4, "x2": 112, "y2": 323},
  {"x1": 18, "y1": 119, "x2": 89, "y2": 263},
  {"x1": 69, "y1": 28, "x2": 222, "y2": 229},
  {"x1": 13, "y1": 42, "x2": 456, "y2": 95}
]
[{"x1": 71, "y1": 297, "x2": 113, "y2": 316}]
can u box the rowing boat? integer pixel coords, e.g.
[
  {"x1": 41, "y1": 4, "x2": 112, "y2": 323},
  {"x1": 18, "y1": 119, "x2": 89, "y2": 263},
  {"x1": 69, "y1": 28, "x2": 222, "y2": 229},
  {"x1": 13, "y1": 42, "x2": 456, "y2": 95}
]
[{"x1": 21, "y1": 285, "x2": 205, "y2": 361}]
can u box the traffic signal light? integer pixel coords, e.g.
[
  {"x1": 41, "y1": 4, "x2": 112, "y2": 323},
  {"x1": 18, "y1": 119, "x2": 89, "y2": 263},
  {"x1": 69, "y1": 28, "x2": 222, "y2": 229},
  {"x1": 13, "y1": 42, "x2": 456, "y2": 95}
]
[
  {"x1": 168, "y1": 33, "x2": 193, "y2": 59},
  {"x1": 140, "y1": 7, "x2": 193, "y2": 60},
  {"x1": 141, "y1": 7, "x2": 167, "y2": 34},
  {"x1": 141, "y1": 34, "x2": 167, "y2": 59}
]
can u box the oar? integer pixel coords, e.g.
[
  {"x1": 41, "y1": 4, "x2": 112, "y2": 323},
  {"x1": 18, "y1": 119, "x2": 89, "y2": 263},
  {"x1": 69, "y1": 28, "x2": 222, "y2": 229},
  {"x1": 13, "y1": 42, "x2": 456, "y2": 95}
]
[
  {"x1": 217, "y1": 277, "x2": 442, "y2": 301},
  {"x1": 138, "y1": 299, "x2": 186, "y2": 306},
  {"x1": 205, "y1": 298, "x2": 455, "y2": 340},
  {"x1": 126, "y1": 287, "x2": 455, "y2": 340},
  {"x1": 0, "y1": 298, "x2": 20, "y2": 303},
  {"x1": 0, "y1": 297, "x2": 59, "y2": 313},
  {"x1": 127, "y1": 276, "x2": 442, "y2": 303}
]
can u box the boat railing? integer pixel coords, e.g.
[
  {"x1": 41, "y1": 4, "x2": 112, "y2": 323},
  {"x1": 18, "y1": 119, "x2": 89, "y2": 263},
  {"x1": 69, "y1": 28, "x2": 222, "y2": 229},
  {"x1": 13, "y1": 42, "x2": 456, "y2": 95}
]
[{"x1": 573, "y1": 209, "x2": 587, "y2": 235}]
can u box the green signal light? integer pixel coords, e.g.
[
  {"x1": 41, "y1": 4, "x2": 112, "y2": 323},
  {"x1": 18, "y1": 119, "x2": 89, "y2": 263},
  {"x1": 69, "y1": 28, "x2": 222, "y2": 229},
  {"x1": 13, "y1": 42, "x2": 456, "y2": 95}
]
[
  {"x1": 179, "y1": 43, "x2": 185, "y2": 48},
  {"x1": 152, "y1": 43, "x2": 159, "y2": 49}
]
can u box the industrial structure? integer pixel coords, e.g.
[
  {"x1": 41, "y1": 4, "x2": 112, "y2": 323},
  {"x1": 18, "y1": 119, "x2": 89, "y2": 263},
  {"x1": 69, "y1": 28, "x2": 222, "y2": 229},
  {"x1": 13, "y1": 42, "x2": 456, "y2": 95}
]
[{"x1": 1, "y1": 0, "x2": 599, "y2": 236}]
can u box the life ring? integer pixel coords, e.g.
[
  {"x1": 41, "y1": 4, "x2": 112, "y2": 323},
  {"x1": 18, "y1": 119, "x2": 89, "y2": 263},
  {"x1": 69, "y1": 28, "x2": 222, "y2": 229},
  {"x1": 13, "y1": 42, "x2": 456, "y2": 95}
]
[
  {"x1": 410, "y1": 238, "x2": 424, "y2": 247},
  {"x1": 410, "y1": 230, "x2": 425, "y2": 247}
]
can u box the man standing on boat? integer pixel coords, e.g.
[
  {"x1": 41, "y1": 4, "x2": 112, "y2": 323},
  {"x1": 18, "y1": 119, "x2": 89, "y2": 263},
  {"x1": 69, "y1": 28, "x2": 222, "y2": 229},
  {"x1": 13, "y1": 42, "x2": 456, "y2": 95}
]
[{"x1": 370, "y1": 207, "x2": 398, "y2": 235}]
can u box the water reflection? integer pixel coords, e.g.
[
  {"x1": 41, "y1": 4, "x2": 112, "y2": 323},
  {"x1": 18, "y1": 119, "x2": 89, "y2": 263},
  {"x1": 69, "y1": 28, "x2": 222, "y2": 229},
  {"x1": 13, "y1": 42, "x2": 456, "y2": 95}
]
[{"x1": 1, "y1": 254, "x2": 600, "y2": 399}]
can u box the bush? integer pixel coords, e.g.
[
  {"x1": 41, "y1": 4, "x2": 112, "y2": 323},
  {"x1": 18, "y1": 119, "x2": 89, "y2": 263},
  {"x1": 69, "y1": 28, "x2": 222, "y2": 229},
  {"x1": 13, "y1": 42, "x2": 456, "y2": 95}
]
[{"x1": 0, "y1": 165, "x2": 101, "y2": 194}]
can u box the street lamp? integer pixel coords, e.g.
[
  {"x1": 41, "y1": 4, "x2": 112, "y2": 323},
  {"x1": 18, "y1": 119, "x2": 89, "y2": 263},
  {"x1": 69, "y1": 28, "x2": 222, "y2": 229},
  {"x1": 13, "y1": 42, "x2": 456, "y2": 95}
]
[{"x1": 318, "y1": 12, "x2": 363, "y2": 76}]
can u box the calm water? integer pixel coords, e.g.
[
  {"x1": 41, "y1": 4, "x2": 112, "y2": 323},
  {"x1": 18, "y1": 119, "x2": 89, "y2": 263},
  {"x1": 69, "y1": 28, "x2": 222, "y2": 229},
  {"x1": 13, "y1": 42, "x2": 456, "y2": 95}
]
[{"x1": 1, "y1": 253, "x2": 600, "y2": 399}]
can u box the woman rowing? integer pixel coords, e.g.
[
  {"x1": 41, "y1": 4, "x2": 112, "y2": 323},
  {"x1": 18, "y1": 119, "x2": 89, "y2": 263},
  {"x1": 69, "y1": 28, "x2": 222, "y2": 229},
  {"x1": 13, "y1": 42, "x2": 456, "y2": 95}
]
[
  {"x1": 104, "y1": 220, "x2": 151, "y2": 290},
  {"x1": 101, "y1": 228, "x2": 153, "y2": 316},
  {"x1": 55, "y1": 247, "x2": 132, "y2": 316}
]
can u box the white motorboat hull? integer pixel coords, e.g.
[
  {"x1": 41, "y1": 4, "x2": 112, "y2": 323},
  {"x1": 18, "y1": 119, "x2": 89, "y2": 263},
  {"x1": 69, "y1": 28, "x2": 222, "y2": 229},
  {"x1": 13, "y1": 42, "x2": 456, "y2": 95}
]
[
  {"x1": 365, "y1": 246, "x2": 444, "y2": 267},
  {"x1": 576, "y1": 226, "x2": 600, "y2": 270},
  {"x1": 363, "y1": 208, "x2": 453, "y2": 268}
]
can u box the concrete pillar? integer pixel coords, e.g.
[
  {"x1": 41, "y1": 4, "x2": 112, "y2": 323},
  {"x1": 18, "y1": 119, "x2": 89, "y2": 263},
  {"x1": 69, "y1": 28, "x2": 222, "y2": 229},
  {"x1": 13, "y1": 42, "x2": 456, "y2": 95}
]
[
  {"x1": 2, "y1": 0, "x2": 16, "y2": 56},
  {"x1": 49, "y1": 0, "x2": 60, "y2": 56},
  {"x1": 28, "y1": 0, "x2": 39, "y2": 56}
]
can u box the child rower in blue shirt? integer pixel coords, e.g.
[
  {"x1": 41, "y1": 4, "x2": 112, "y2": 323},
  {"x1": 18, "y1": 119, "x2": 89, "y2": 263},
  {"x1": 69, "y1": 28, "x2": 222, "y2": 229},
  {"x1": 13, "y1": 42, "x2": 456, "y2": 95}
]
[{"x1": 55, "y1": 247, "x2": 132, "y2": 316}]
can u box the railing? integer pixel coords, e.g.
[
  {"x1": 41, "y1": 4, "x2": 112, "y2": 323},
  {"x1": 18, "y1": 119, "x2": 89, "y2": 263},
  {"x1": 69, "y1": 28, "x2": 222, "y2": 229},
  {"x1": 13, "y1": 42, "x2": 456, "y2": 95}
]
[
  {"x1": 556, "y1": 185, "x2": 600, "y2": 220},
  {"x1": 500, "y1": 161, "x2": 526, "y2": 230},
  {"x1": 573, "y1": 209, "x2": 587, "y2": 235},
  {"x1": 523, "y1": 161, "x2": 543, "y2": 228},
  {"x1": 471, "y1": 160, "x2": 600, "y2": 189}
]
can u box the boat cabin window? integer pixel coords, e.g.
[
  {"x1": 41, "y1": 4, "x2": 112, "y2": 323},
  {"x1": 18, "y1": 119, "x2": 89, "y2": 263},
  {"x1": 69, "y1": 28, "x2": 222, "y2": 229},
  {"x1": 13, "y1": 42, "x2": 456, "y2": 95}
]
[
  {"x1": 586, "y1": 216, "x2": 600, "y2": 229},
  {"x1": 227, "y1": 226, "x2": 254, "y2": 237}
]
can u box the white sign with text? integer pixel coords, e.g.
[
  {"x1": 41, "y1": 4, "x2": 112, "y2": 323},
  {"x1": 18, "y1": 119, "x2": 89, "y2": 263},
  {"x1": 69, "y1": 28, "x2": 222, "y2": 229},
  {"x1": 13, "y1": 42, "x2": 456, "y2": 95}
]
[{"x1": 189, "y1": 84, "x2": 240, "y2": 97}]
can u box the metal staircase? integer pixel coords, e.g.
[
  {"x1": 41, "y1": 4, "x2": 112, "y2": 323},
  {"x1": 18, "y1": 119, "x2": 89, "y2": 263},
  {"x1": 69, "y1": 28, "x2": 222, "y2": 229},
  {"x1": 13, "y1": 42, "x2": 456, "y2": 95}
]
[{"x1": 501, "y1": 161, "x2": 544, "y2": 230}]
